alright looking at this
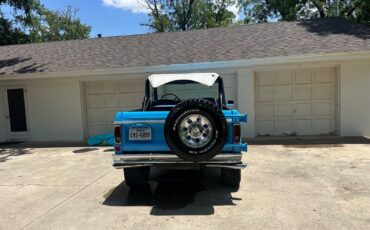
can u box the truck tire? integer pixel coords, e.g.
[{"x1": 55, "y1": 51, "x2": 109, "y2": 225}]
[
  {"x1": 124, "y1": 167, "x2": 150, "y2": 188},
  {"x1": 221, "y1": 168, "x2": 241, "y2": 187},
  {"x1": 164, "y1": 99, "x2": 227, "y2": 162}
]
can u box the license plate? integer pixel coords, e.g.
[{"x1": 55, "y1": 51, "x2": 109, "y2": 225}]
[{"x1": 129, "y1": 128, "x2": 151, "y2": 141}]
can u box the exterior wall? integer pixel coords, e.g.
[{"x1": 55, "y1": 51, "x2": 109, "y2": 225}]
[
  {"x1": 26, "y1": 79, "x2": 84, "y2": 141},
  {"x1": 0, "y1": 89, "x2": 6, "y2": 142},
  {"x1": 237, "y1": 69, "x2": 255, "y2": 137},
  {"x1": 340, "y1": 60, "x2": 370, "y2": 136},
  {"x1": 0, "y1": 78, "x2": 84, "y2": 142},
  {"x1": 1, "y1": 56, "x2": 369, "y2": 142}
]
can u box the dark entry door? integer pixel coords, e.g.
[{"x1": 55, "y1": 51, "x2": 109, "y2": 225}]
[{"x1": 6, "y1": 88, "x2": 28, "y2": 140}]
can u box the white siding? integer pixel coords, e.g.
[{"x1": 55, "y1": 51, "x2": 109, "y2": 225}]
[
  {"x1": 340, "y1": 60, "x2": 370, "y2": 136},
  {"x1": 25, "y1": 79, "x2": 84, "y2": 141},
  {"x1": 0, "y1": 88, "x2": 6, "y2": 142},
  {"x1": 237, "y1": 69, "x2": 255, "y2": 138}
]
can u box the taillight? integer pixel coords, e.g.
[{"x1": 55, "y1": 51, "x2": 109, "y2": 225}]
[
  {"x1": 233, "y1": 123, "x2": 241, "y2": 143},
  {"x1": 114, "y1": 126, "x2": 121, "y2": 144}
]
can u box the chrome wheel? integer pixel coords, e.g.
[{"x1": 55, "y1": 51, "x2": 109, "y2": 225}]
[{"x1": 178, "y1": 114, "x2": 213, "y2": 148}]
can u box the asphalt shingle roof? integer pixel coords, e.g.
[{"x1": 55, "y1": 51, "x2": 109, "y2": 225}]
[{"x1": 1, "y1": 17, "x2": 370, "y2": 75}]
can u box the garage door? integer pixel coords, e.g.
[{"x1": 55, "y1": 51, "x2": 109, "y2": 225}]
[
  {"x1": 256, "y1": 67, "x2": 337, "y2": 136},
  {"x1": 85, "y1": 79, "x2": 145, "y2": 136}
]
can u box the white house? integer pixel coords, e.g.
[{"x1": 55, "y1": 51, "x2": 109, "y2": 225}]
[{"x1": 0, "y1": 17, "x2": 369, "y2": 142}]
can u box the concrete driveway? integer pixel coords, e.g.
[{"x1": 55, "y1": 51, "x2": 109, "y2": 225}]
[{"x1": 0, "y1": 140, "x2": 369, "y2": 230}]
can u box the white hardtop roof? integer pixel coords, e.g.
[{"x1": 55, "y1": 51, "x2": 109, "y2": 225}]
[{"x1": 148, "y1": 73, "x2": 219, "y2": 88}]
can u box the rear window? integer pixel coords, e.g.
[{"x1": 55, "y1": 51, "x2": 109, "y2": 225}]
[{"x1": 156, "y1": 81, "x2": 219, "y2": 100}]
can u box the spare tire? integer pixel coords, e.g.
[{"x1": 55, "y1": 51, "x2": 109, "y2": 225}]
[{"x1": 164, "y1": 99, "x2": 227, "y2": 162}]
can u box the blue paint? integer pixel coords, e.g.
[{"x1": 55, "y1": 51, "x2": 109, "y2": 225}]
[{"x1": 114, "y1": 110, "x2": 248, "y2": 154}]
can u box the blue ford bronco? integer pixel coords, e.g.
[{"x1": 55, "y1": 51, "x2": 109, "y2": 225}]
[{"x1": 113, "y1": 73, "x2": 247, "y2": 187}]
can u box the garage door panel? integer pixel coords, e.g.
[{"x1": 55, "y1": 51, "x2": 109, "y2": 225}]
[
  {"x1": 223, "y1": 75, "x2": 235, "y2": 88},
  {"x1": 89, "y1": 124, "x2": 106, "y2": 136},
  {"x1": 295, "y1": 70, "x2": 312, "y2": 84},
  {"x1": 315, "y1": 119, "x2": 333, "y2": 134},
  {"x1": 103, "y1": 81, "x2": 117, "y2": 94},
  {"x1": 295, "y1": 86, "x2": 312, "y2": 100},
  {"x1": 104, "y1": 110, "x2": 117, "y2": 121},
  {"x1": 257, "y1": 86, "x2": 274, "y2": 101},
  {"x1": 258, "y1": 120, "x2": 274, "y2": 135},
  {"x1": 118, "y1": 82, "x2": 132, "y2": 93},
  {"x1": 118, "y1": 80, "x2": 143, "y2": 93},
  {"x1": 132, "y1": 79, "x2": 145, "y2": 92},
  {"x1": 257, "y1": 103, "x2": 274, "y2": 117},
  {"x1": 88, "y1": 110, "x2": 105, "y2": 122},
  {"x1": 103, "y1": 94, "x2": 117, "y2": 108},
  {"x1": 133, "y1": 94, "x2": 143, "y2": 106},
  {"x1": 314, "y1": 85, "x2": 333, "y2": 100},
  {"x1": 118, "y1": 94, "x2": 136, "y2": 107},
  {"x1": 276, "y1": 120, "x2": 294, "y2": 134},
  {"x1": 276, "y1": 71, "x2": 293, "y2": 85},
  {"x1": 296, "y1": 103, "x2": 312, "y2": 116},
  {"x1": 224, "y1": 88, "x2": 235, "y2": 101},
  {"x1": 315, "y1": 102, "x2": 333, "y2": 116},
  {"x1": 315, "y1": 68, "x2": 333, "y2": 83},
  {"x1": 87, "y1": 82, "x2": 102, "y2": 95},
  {"x1": 276, "y1": 103, "x2": 294, "y2": 116},
  {"x1": 275, "y1": 86, "x2": 293, "y2": 101},
  {"x1": 257, "y1": 71, "x2": 274, "y2": 86},
  {"x1": 87, "y1": 95, "x2": 103, "y2": 109},
  {"x1": 295, "y1": 119, "x2": 313, "y2": 134},
  {"x1": 105, "y1": 123, "x2": 114, "y2": 133}
]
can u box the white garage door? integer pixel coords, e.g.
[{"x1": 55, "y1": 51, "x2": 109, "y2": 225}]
[
  {"x1": 256, "y1": 67, "x2": 337, "y2": 136},
  {"x1": 85, "y1": 79, "x2": 145, "y2": 136}
]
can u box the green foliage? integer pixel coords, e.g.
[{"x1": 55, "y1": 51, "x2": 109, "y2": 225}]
[
  {"x1": 0, "y1": 16, "x2": 28, "y2": 45},
  {"x1": 238, "y1": 0, "x2": 370, "y2": 26},
  {"x1": 142, "y1": 0, "x2": 237, "y2": 32},
  {"x1": 0, "y1": 0, "x2": 91, "y2": 46},
  {"x1": 28, "y1": 5, "x2": 91, "y2": 43}
]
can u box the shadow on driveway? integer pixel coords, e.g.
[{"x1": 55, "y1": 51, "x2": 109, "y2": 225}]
[
  {"x1": 0, "y1": 148, "x2": 31, "y2": 163},
  {"x1": 103, "y1": 168, "x2": 239, "y2": 216}
]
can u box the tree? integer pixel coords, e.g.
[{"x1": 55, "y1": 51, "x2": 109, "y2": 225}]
[
  {"x1": 28, "y1": 5, "x2": 91, "y2": 43},
  {"x1": 142, "y1": 0, "x2": 237, "y2": 32},
  {"x1": 0, "y1": 0, "x2": 91, "y2": 46},
  {"x1": 238, "y1": 0, "x2": 370, "y2": 26},
  {"x1": 0, "y1": 0, "x2": 35, "y2": 45}
]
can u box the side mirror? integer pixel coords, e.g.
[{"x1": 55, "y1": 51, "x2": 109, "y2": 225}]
[{"x1": 227, "y1": 99, "x2": 235, "y2": 107}]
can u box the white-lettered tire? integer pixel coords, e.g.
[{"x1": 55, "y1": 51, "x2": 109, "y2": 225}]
[
  {"x1": 164, "y1": 99, "x2": 227, "y2": 162},
  {"x1": 124, "y1": 167, "x2": 150, "y2": 188}
]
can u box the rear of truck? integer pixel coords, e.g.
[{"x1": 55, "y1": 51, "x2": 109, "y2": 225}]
[
  {"x1": 111, "y1": 73, "x2": 248, "y2": 187},
  {"x1": 113, "y1": 109, "x2": 247, "y2": 168}
]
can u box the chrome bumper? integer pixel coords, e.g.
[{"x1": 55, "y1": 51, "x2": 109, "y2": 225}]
[{"x1": 112, "y1": 153, "x2": 246, "y2": 169}]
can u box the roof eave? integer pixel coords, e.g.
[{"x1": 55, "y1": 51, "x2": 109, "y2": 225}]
[{"x1": 1, "y1": 50, "x2": 370, "y2": 81}]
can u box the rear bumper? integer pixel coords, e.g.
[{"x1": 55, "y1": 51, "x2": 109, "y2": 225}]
[{"x1": 112, "y1": 153, "x2": 246, "y2": 169}]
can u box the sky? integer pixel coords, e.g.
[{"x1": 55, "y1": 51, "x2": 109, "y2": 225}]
[
  {"x1": 41, "y1": 0, "x2": 241, "y2": 38},
  {"x1": 41, "y1": 0, "x2": 151, "y2": 37}
]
